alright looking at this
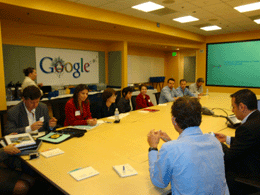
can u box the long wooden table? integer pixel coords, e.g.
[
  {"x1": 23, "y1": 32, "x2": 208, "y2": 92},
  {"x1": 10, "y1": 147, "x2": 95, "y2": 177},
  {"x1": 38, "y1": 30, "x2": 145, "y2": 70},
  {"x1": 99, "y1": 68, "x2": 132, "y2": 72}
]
[{"x1": 23, "y1": 93, "x2": 237, "y2": 195}]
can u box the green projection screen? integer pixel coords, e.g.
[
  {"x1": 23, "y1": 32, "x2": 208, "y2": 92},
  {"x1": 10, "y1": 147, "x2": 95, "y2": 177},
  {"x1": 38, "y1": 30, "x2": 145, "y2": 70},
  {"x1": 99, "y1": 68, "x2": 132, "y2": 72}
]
[{"x1": 206, "y1": 39, "x2": 260, "y2": 88}]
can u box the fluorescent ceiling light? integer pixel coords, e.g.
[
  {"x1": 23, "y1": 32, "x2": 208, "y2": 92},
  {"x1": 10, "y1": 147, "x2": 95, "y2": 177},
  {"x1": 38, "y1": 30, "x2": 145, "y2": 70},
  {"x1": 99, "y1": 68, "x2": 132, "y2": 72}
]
[
  {"x1": 173, "y1": 16, "x2": 199, "y2": 23},
  {"x1": 200, "y1": 25, "x2": 221, "y2": 31},
  {"x1": 254, "y1": 19, "x2": 260, "y2": 24},
  {"x1": 234, "y1": 2, "x2": 260, "y2": 13},
  {"x1": 132, "y1": 1, "x2": 164, "y2": 12}
]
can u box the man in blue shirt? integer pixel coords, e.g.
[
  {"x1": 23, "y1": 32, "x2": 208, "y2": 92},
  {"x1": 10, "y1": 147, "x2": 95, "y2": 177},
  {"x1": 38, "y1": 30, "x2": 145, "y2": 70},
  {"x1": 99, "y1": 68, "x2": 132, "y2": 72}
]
[
  {"x1": 147, "y1": 97, "x2": 229, "y2": 195},
  {"x1": 159, "y1": 78, "x2": 180, "y2": 104},
  {"x1": 176, "y1": 79, "x2": 195, "y2": 97}
]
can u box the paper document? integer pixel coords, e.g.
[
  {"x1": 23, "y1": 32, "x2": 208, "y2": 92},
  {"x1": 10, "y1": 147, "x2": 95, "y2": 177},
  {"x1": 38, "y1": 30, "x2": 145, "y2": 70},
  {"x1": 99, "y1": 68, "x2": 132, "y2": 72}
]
[
  {"x1": 113, "y1": 163, "x2": 138, "y2": 178},
  {"x1": 72, "y1": 121, "x2": 102, "y2": 131},
  {"x1": 40, "y1": 148, "x2": 64, "y2": 158},
  {"x1": 69, "y1": 167, "x2": 99, "y2": 181}
]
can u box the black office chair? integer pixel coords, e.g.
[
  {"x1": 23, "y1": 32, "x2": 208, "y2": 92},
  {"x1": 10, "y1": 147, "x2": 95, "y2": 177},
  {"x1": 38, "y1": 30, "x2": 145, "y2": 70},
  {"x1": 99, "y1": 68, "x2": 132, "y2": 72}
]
[
  {"x1": 51, "y1": 97, "x2": 70, "y2": 127},
  {"x1": 90, "y1": 101, "x2": 100, "y2": 119},
  {"x1": 235, "y1": 177, "x2": 260, "y2": 195},
  {"x1": 131, "y1": 95, "x2": 137, "y2": 111},
  {"x1": 115, "y1": 90, "x2": 121, "y2": 105},
  {"x1": 153, "y1": 92, "x2": 161, "y2": 105}
]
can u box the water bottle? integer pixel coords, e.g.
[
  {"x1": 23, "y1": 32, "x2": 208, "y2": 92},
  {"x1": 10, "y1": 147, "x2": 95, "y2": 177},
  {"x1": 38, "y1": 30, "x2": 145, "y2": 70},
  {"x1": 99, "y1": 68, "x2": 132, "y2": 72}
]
[
  {"x1": 114, "y1": 108, "x2": 120, "y2": 122},
  {"x1": 206, "y1": 88, "x2": 209, "y2": 96}
]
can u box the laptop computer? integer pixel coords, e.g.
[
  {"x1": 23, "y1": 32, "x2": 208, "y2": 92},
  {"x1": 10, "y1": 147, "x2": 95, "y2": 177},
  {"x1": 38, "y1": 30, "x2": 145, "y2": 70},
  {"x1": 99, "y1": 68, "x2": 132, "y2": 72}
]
[{"x1": 19, "y1": 139, "x2": 42, "y2": 156}]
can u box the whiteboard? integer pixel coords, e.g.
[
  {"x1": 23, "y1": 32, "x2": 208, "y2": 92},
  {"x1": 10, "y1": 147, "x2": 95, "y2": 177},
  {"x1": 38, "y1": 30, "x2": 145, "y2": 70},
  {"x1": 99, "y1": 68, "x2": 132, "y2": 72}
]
[{"x1": 127, "y1": 55, "x2": 164, "y2": 83}]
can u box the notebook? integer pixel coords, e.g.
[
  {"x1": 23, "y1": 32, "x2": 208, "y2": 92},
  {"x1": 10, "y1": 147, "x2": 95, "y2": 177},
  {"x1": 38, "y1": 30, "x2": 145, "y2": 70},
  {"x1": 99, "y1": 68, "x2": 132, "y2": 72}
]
[
  {"x1": 113, "y1": 163, "x2": 138, "y2": 178},
  {"x1": 69, "y1": 167, "x2": 99, "y2": 181}
]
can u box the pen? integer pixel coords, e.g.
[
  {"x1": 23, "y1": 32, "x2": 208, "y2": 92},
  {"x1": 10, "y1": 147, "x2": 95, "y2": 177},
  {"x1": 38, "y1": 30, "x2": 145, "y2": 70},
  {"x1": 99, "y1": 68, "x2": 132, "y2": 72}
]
[{"x1": 104, "y1": 121, "x2": 112, "y2": 124}]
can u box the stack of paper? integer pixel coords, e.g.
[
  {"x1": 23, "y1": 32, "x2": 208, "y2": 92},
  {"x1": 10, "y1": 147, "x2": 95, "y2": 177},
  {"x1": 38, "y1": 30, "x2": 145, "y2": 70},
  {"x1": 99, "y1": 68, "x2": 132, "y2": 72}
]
[
  {"x1": 40, "y1": 148, "x2": 64, "y2": 158},
  {"x1": 69, "y1": 167, "x2": 99, "y2": 181},
  {"x1": 113, "y1": 164, "x2": 138, "y2": 178}
]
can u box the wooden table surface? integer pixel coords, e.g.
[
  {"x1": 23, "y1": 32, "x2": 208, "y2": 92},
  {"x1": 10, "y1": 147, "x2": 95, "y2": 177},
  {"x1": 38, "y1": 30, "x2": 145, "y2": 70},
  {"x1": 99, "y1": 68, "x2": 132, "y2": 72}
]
[{"x1": 23, "y1": 93, "x2": 238, "y2": 195}]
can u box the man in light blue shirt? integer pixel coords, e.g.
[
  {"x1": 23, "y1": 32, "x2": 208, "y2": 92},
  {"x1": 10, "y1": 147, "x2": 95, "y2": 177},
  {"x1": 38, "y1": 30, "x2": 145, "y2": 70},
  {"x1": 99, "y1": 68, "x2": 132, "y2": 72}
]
[
  {"x1": 189, "y1": 78, "x2": 204, "y2": 96},
  {"x1": 147, "y1": 97, "x2": 229, "y2": 195},
  {"x1": 176, "y1": 79, "x2": 195, "y2": 97},
  {"x1": 159, "y1": 78, "x2": 180, "y2": 104}
]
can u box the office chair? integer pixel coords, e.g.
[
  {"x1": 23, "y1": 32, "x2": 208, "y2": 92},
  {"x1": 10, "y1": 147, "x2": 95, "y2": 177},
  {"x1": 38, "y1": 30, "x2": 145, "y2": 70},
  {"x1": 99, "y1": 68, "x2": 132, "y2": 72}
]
[
  {"x1": 131, "y1": 95, "x2": 137, "y2": 111},
  {"x1": 235, "y1": 177, "x2": 260, "y2": 195},
  {"x1": 51, "y1": 98, "x2": 70, "y2": 127},
  {"x1": 153, "y1": 92, "x2": 161, "y2": 105}
]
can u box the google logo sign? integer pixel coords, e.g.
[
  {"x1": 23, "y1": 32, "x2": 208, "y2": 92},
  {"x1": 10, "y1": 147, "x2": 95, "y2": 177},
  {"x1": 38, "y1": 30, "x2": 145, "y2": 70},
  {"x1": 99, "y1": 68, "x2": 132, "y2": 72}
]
[{"x1": 39, "y1": 57, "x2": 91, "y2": 78}]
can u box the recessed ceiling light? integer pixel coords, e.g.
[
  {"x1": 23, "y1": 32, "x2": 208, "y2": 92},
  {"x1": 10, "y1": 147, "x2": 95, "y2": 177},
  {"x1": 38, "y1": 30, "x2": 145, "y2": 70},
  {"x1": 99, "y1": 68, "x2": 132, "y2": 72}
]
[
  {"x1": 132, "y1": 1, "x2": 164, "y2": 12},
  {"x1": 254, "y1": 19, "x2": 260, "y2": 24},
  {"x1": 234, "y1": 2, "x2": 260, "y2": 13},
  {"x1": 200, "y1": 25, "x2": 221, "y2": 31},
  {"x1": 173, "y1": 16, "x2": 199, "y2": 23}
]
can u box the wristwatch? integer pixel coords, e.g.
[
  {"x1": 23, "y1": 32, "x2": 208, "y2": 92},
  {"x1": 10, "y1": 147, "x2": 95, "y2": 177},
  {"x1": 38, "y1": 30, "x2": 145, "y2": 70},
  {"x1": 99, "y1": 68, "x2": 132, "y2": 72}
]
[{"x1": 149, "y1": 147, "x2": 158, "y2": 152}]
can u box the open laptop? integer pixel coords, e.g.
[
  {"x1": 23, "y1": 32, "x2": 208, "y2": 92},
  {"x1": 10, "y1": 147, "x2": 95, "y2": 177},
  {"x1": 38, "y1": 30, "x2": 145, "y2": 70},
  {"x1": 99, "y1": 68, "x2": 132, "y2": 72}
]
[{"x1": 19, "y1": 139, "x2": 42, "y2": 156}]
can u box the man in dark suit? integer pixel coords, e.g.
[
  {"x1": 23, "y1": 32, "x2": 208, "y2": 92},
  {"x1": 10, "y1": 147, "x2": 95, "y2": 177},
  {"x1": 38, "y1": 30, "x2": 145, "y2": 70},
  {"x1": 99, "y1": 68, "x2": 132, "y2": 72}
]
[
  {"x1": 5, "y1": 85, "x2": 57, "y2": 135},
  {"x1": 215, "y1": 89, "x2": 260, "y2": 195}
]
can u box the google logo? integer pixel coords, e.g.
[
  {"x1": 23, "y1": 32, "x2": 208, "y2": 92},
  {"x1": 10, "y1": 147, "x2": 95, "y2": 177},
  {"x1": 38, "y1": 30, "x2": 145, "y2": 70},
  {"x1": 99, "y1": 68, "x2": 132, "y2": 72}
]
[{"x1": 39, "y1": 57, "x2": 90, "y2": 78}]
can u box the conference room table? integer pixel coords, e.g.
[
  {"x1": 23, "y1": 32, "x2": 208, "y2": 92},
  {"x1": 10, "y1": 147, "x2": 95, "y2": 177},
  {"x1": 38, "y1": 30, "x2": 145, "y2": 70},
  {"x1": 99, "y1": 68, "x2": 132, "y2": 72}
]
[{"x1": 22, "y1": 93, "x2": 237, "y2": 195}]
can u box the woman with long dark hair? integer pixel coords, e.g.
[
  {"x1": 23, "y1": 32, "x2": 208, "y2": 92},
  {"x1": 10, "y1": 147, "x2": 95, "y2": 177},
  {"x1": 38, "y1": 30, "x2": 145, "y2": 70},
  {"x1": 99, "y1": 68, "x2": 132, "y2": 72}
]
[{"x1": 64, "y1": 84, "x2": 97, "y2": 126}]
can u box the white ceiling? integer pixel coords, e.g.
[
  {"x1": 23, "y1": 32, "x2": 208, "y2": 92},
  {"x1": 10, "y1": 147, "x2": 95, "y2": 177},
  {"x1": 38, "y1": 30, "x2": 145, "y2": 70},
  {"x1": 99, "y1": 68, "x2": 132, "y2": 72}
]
[{"x1": 66, "y1": 0, "x2": 260, "y2": 36}]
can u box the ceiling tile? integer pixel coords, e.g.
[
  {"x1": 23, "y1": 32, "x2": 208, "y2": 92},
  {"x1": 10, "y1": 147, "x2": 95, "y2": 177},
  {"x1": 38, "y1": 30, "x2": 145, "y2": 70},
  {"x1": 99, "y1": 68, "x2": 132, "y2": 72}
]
[
  {"x1": 203, "y1": 3, "x2": 243, "y2": 18},
  {"x1": 65, "y1": 0, "x2": 260, "y2": 36},
  {"x1": 77, "y1": 0, "x2": 115, "y2": 7},
  {"x1": 184, "y1": 8, "x2": 218, "y2": 20},
  {"x1": 99, "y1": 1, "x2": 136, "y2": 11},
  {"x1": 224, "y1": 0, "x2": 259, "y2": 7},
  {"x1": 186, "y1": 0, "x2": 223, "y2": 7},
  {"x1": 166, "y1": 1, "x2": 199, "y2": 12},
  {"x1": 149, "y1": 7, "x2": 177, "y2": 16}
]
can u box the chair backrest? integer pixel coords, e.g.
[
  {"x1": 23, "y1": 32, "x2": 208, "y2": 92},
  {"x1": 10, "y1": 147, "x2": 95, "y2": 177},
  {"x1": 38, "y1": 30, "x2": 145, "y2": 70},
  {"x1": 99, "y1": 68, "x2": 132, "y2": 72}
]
[
  {"x1": 154, "y1": 92, "x2": 161, "y2": 105},
  {"x1": 51, "y1": 98, "x2": 70, "y2": 127},
  {"x1": 131, "y1": 95, "x2": 137, "y2": 110},
  {"x1": 115, "y1": 90, "x2": 121, "y2": 105}
]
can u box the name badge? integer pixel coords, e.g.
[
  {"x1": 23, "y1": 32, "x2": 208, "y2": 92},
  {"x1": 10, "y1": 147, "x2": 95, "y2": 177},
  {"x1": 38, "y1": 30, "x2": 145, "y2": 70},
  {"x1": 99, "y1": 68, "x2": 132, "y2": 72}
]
[
  {"x1": 39, "y1": 116, "x2": 44, "y2": 122},
  {"x1": 148, "y1": 99, "x2": 151, "y2": 102},
  {"x1": 75, "y1": 111, "x2": 81, "y2": 116}
]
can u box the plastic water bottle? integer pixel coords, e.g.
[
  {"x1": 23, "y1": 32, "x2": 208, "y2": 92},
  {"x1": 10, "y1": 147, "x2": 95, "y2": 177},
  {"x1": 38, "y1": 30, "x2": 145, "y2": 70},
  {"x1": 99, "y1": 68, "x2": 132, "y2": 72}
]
[
  {"x1": 206, "y1": 88, "x2": 209, "y2": 96},
  {"x1": 115, "y1": 108, "x2": 120, "y2": 122}
]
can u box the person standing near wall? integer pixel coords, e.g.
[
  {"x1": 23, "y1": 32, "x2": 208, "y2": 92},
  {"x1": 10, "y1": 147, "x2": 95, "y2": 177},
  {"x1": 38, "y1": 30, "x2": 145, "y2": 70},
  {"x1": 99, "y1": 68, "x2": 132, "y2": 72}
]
[{"x1": 22, "y1": 67, "x2": 43, "y2": 96}]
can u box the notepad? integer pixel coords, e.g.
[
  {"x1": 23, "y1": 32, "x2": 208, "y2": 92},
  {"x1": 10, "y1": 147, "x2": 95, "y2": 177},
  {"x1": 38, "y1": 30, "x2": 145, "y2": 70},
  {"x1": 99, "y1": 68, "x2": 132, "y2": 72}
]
[
  {"x1": 40, "y1": 148, "x2": 64, "y2": 158},
  {"x1": 69, "y1": 167, "x2": 99, "y2": 181},
  {"x1": 113, "y1": 164, "x2": 138, "y2": 178}
]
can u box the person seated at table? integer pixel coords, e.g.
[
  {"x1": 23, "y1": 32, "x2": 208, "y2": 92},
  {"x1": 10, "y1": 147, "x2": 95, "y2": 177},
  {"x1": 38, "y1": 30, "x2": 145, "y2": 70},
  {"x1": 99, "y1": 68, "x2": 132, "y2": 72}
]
[
  {"x1": 147, "y1": 97, "x2": 229, "y2": 195},
  {"x1": 136, "y1": 84, "x2": 154, "y2": 110},
  {"x1": 64, "y1": 84, "x2": 97, "y2": 126},
  {"x1": 215, "y1": 89, "x2": 260, "y2": 195},
  {"x1": 189, "y1": 78, "x2": 204, "y2": 96},
  {"x1": 117, "y1": 86, "x2": 134, "y2": 113},
  {"x1": 93, "y1": 88, "x2": 117, "y2": 119},
  {"x1": 176, "y1": 79, "x2": 195, "y2": 97},
  {"x1": 159, "y1": 78, "x2": 180, "y2": 104},
  {"x1": 5, "y1": 85, "x2": 57, "y2": 135},
  {"x1": 0, "y1": 143, "x2": 35, "y2": 195},
  {"x1": 21, "y1": 67, "x2": 43, "y2": 96}
]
